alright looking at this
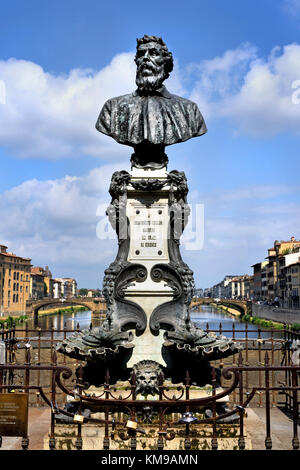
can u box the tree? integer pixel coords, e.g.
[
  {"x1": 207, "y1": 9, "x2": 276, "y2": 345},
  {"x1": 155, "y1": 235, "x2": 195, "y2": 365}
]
[{"x1": 78, "y1": 288, "x2": 88, "y2": 297}]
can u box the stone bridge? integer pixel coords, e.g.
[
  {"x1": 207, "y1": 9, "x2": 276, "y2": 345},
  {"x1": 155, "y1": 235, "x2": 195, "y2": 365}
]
[
  {"x1": 26, "y1": 297, "x2": 107, "y2": 321},
  {"x1": 190, "y1": 298, "x2": 252, "y2": 316},
  {"x1": 26, "y1": 296, "x2": 251, "y2": 322}
]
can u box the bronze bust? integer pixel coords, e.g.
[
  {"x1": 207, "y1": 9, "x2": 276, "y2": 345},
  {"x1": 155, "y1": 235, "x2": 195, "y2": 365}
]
[{"x1": 96, "y1": 35, "x2": 207, "y2": 169}]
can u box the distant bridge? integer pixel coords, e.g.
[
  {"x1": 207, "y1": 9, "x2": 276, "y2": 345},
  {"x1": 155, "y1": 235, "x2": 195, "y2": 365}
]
[
  {"x1": 190, "y1": 298, "x2": 252, "y2": 316},
  {"x1": 26, "y1": 296, "x2": 251, "y2": 322},
  {"x1": 26, "y1": 297, "x2": 107, "y2": 321}
]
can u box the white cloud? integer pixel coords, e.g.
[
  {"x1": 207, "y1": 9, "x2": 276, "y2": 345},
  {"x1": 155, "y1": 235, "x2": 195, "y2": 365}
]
[
  {"x1": 0, "y1": 163, "x2": 123, "y2": 285},
  {"x1": 1, "y1": 171, "x2": 299, "y2": 288},
  {"x1": 189, "y1": 43, "x2": 300, "y2": 136},
  {"x1": 0, "y1": 54, "x2": 137, "y2": 160},
  {"x1": 0, "y1": 54, "x2": 186, "y2": 161},
  {"x1": 181, "y1": 183, "x2": 300, "y2": 286},
  {"x1": 1, "y1": 42, "x2": 300, "y2": 161}
]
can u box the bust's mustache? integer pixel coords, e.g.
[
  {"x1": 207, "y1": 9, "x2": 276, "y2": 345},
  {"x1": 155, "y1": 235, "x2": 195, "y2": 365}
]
[
  {"x1": 138, "y1": 62, "x2": 157, "y2": 74},
  {"x1": 136, "y1": 64, "x2": 166, "y2": 92}
]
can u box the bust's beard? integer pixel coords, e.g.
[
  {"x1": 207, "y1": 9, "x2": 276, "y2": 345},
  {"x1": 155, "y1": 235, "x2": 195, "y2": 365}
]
[{"x1": 136, "y1": 67, "x2": 166, "y2": 94}]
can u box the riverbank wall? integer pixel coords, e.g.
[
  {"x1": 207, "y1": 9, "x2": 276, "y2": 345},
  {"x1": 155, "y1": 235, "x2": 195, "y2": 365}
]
[
  {"x1": 210, "y1": 303, "x2": 241, "y2": 317},
  {"x1": 0, "y1": 305, "x2": 90, "y2": 326},
  {"x1": 252, "y1": 304, "x2": 300, "y2": 326},
  {"x1": 209, "y1": 302, "x2": 286, "y2": 330},
  {"x1": 37, "y1": 304, "x2": 89, "y2": 317}
]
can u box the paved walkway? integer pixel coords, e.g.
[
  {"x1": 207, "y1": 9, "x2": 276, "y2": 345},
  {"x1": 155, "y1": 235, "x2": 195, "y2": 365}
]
[
  {"x1": 246, "y1": 407, "x2": 298, "y2": 450},
  {"x1": 0, "y1": 407, "x2": 298, "y2": 450}
]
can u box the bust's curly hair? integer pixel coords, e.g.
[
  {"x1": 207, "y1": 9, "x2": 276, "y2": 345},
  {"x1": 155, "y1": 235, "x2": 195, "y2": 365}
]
[{"x1": 135, "y1": 35, "x2": 174, "y2": 78}]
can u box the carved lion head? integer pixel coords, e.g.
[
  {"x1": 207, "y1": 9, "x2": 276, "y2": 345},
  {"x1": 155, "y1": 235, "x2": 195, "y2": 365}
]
[{"x1": 132, "y1": 360, "x2": 164, "y2": 396}]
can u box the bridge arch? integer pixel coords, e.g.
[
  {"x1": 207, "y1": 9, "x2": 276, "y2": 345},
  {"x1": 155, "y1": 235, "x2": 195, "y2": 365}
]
[
  {"x1": 191, "y1": 298, "x2": 251, "y2": 316},
  {"x1": 26, "y1": 297, "x2": 106, "y2": 323}
]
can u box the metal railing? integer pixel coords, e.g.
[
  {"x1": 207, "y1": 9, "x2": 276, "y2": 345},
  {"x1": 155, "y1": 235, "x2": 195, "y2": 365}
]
[
  {"x1": 0, "y1": 350, "x2": 299, "y2": 450},
  {"x1": 1, "y1": 321, "x2": 299, "y2": 409}
]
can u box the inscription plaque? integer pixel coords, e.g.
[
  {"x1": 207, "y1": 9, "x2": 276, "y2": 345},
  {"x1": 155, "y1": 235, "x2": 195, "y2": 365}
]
[
  {"x1": 0, "y1": 393, "x2": 28, "y2": 437},
  {"x1": 128, "y1": 203, "x2": 168, "y2": 261}
]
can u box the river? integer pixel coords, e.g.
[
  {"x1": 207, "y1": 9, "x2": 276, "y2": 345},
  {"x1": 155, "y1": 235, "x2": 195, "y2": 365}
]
[
  {"x1": 24, "y1": 308, "x2": 101, "y2": 339},
  {"x1": 22, "y1": 304, "x2": 283, "y2": 340},
  {"x1": 190, "y1": 304, "x2": 283, "y2": 339}
]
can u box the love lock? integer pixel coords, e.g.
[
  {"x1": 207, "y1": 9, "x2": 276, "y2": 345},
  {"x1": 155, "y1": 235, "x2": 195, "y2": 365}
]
[
  {"x1": 126, "y1": 421, "x2": 146, "y2": 434},
  {"x1": 126, "y1": 420, "x2": 137, "y2": 430},
  {"x1": 73, "y1": 414, "x2": 84, "y2": 424}
]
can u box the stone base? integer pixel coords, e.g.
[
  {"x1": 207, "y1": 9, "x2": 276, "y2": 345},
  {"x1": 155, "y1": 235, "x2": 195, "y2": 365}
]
[{"x1": 43, "y1": 422, "x2": 252, "y2": 450}]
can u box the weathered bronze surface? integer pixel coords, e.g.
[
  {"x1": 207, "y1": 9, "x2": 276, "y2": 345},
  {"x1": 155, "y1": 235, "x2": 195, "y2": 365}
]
[
  {"x1": 95, "y1": 35, "x2": 207, "y2": 169},
  {"x1": 0, "y1": 393, "x2": 28, "y2": 437},
  {"x1": 96, "y1": 85, "x2": 206, "y2": 147}
]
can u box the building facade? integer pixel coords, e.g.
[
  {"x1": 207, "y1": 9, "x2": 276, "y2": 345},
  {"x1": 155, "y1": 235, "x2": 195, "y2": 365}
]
[
  {"x1": 252, "y1": 237, "x2": 300, "y2": 304},
  {"x1": 0, "y1": 244, "x2": 32, "y2": 316},
  {"x1": 30, "y1": 266, "x2": 55, "y2": 299},
  {"x1": 281, "y1": 257, "x2": 300, "y2": 308},
  {"x1": 54, "y1": 278, "x2": 77, "y2": 298},
  {"x1": 252, "y1": 261, "x2": 268, "y2": 300},
  {"x1": 53, "y1": 279, "x2": 63, "y2": 299}
]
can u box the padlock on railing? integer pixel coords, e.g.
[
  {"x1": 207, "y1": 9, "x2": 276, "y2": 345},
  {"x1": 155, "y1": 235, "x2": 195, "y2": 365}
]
[
  {"x1": 126, "y1": 420, "x2": 137, "y2": 430},
  {"x1": 73, "y1": 414, "x2": 84, "y2": 424},
  {"x1": 126, "y1": 420, "x2": 146, "y2": 435}
]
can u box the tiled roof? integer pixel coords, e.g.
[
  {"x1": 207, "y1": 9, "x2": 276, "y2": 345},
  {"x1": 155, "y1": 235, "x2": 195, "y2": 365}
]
[{"x1": 31, "y1": 266, "x2": 45, "y2": 275}]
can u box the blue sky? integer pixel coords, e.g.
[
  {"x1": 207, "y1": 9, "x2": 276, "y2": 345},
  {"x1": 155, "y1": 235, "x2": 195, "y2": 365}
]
[{"x1": 0, "y1": 0, "x2": 300, "y2": 288}]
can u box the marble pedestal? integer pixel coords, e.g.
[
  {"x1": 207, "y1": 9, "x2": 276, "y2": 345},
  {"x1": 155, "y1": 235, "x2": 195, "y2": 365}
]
[
  {"x1": 125, "y1": 168, "x2": 172, "y2": 367},
  {"x1": 100, "y1": 165, "x2": 195, "y2": 372}
]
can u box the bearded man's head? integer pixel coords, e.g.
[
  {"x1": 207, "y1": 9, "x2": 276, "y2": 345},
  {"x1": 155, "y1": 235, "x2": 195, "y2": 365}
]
[{"x1": 135, "y1": 35, "x2": 174, "y2": 94}]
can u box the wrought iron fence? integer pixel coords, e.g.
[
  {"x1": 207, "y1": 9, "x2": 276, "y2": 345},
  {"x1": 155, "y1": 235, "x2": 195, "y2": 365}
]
[
  {"x1": 0, "y1": 350, "x2": 299, "y2": 450},
  {"x1": 0, "y1": 321, "x2": 299, "y2": 409}
]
